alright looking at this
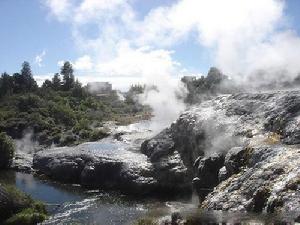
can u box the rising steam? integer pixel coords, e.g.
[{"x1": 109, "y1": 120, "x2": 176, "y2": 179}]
[{"x1": 43, "y1": 0, "x2": 300, "y2": 133}]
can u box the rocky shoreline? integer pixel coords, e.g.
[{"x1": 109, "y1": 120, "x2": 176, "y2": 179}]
[
  {"x1": 140, "y1": 90, "x2": 300, "y2": 220},
  {"x1": 18, "y1": 90, "x2": 300, "y2": 222}
]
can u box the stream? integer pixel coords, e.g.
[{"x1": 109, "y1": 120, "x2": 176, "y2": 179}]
[
  {"x1": 1, "y1": 171, "x2": 296, "y2": 225},
  {"x1": 0, "y1": 170, "x2": 196, "y2": 225}
]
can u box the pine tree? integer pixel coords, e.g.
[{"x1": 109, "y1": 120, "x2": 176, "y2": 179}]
[
  {"x1": 0, "y1": 72, "x2": 14, "y2": 97},
  {"x1": 61, "y1": 61, "x2": 75, "y2": 91},
  {"x1": 20, "y1": 61, "x2": 37, "y2": 92},
  {"x1": 52, "y1": 73, "x2": 61, "y2": 91}
]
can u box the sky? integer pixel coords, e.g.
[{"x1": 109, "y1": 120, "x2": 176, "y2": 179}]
[{"x1": 1, "y1": 0, "x2": 300, "y2": 90}]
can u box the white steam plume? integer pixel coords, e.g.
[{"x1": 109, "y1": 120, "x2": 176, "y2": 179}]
[
  {"x1": 15, "y1": 130, "x2": 38, "y2": 154},
  {"x1": 42, "y1": 0, "x2": 300, "y2": 131}
]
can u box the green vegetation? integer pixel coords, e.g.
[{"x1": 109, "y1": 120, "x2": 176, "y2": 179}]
[
  {"x1": 181, "y1": 67, "x2": 235, "y2": 104},
  {"x1": 4, "y1": 207, "x2": 47, "y2": 225},
  {"x1": 0, "y1": 184, "x2": 47, "y2": 225},
  {"x1": 0, "y1": 61, "x2": 150, "y2": 146},
  {"x1": 0, "y1": 132, "x2": 15, "y2": 169}
]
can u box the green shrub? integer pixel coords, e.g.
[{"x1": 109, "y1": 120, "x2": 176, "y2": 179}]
[
  {"x1": 73, "y1": 119, "x2": 90, "y2": 133},
  {"x1": 49, "y1": 102, "x2": 76, "y2": 127},
  {"x1": 4, "y1": 208, "x2": 47, "y2": 225},
  {"x1": 89, "y1": 129, "x2": 109, "y2": 141},
  {"x1": 0, "y1": 132, "x2": 15, "y2": 169},
  {"x1": 60, "y1": 133, "x2": 77, "y2": 146},
  {"x1": 79, "y1": 129, "x2": 91, "y2": 139},
  {"x1": 17, "y1": 94, "x2": 42, "y2": 112},
  {"x1": 1, "y1": 184, "x2": 47, "y2": 224}
]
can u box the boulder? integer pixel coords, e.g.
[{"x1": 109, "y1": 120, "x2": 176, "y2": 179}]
[
  {"x1": 140, "y1": 128, "x2": 174, "y2": 162},
  {"x1": 193, "y1": 153, "x2": 224, "y2": 201},
  {"x1": 33, "y1": 138, "x2": 190, "y2": 196},
  {"x1": 224, "y1": 147, "x2": 248, "y2": 175}
]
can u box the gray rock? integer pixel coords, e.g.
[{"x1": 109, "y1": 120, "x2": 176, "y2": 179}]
[
  {"x1": 33, "y1": 138, "x2": 190, "y2": 195},
  {"x1": 224, "y1": 147, "x2": 247, "y2": 175},
  {"x1": 142, "y1": 90, "x2": 300, "y2": 212},
  {"x1": 201, "y1": 146, "x2": 300, "y2": 213},
  {"x1": 141, "y1": 128, "x2": 174, "y2": 162},
  {"x1": 193, "y1": 153, "x2": 224, "y2": 201},
  {"x1": 11, "y1": 151, "x2": 33, "y2": 173},
  {"x1": 33, "y1": 90, "x2": 300, "y2": 210},
  {"x1": 218, "y1": 166, "x2": 229, "y2": 182}
]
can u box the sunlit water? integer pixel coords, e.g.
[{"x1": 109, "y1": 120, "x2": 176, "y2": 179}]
[
  {"x1": 0, "y1": 171, "x2": 196, "y2": 225},
  {"x1": 1, "y1": 171, "x2": 298, "y2": 224}
]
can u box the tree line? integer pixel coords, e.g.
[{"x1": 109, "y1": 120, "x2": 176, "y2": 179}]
[{"x1": 0, "y1": 61, "x2": 82, "y2": 98}]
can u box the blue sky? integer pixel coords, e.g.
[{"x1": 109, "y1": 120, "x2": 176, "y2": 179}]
[{"x1": 1, "y1": 0, "x2": 300, "y2": 89}]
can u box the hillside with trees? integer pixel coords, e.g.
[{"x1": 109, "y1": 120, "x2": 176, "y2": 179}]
[{"x1": 0, "y1": 61, "x2": 149, "y2": 147}]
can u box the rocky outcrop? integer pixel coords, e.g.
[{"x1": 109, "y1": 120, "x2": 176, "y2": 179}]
[
  {"x1": 193, "y1": 153, "x2": 224, "y2": 201},
  {"x1": 201, "y1": 145, "x2": 300, "y2": 214},
  {"x1": 33, "y1": 90, "x2": 300, "y2": 213},
  {"x1": 141, "y1": 90, "x2": 300, "y2": 214},
  {"x1": 11, "y1": 152, "x2": 34, "y2": 173},
  {"x1": 33, "y1": 137, "x2": 190, "y2": 195}
]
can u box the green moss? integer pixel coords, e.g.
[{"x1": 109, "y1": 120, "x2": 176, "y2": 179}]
[
  {"x1": 0, "y1": 132, "x2": 15, "y2": 169},
  {"x1": 1, "y1": 184, "x2": 47, "y2": 225},
  {"x1": 89, "y1": 129, "x2": 110, "y2": 141},
  {"x1": 4, "y1": 208, "x2": 47, "y2": 225},
  {"x1": 2, "y1": 184, "x2": 32, "y2": 207}
]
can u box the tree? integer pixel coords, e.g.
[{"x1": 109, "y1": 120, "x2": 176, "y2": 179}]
[
  {"x1": 0, "y1": 132, "x2": 15, "y2": 169},
  {"x1": 125, "y1": 84, "x2": 145, "y2": 104},
  {"x1": 61, "y1": 61, "x2": 75, "y2": 91},
  {"x1": 21, "y1": 61, "x2": 37, "y2": 91},
  {"x1": 71, "y1": 79, "x2": 86, "y2": 98},
  {"x1": 0, "y1": 72, "x2": 14, "y2": 98},
  {"x1": 52, "y1": 73, "x2": 61, "y2": 91},
  {"x1": 42, "y1": 79, "x2": 52, "y2": 89}
]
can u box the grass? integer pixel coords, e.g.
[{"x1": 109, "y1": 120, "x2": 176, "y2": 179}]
[
  {"x1": 4, "y1": 207, "x2": 47, "y2": 225},
  {"x1": 2, "y1": 184, "x2": 32, "y2": 207},
  {"x1": 1, "y1": 184, "x2": 47, "y2": 225}
]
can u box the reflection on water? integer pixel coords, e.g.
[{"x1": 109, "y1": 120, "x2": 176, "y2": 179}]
[
  {"x1": 0, "y1": 171, "x2": 298, "y2": 225},
  {"x1": 0, "y1": 171, "x2": 194, "y2": 225}
]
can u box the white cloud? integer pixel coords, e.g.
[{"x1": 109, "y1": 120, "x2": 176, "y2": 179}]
[
  {"x1": 43, "y1": 0, "x2": 300, "y2": 79},
  {"x1": 34, "y1": 50, "x2": 46, "y2": 67},
  {"x1": 34, "y1": 74, "x2": 52, "y2": 86},
  {"x1": 44, "y1": 0, "x2": 71, "y2": 21},
  {"x1": 73, "y1": 55, "x2": 93, "y2": 71},
  {"x1": 74, "y1": 0, "x2": 133, "y2": 24},
  {"x1": 42, "y1": 0, "x2": 300, "y2": 129},
  {"x1": 94, "y1": 43, "x2": 180, "y2": 77},
  {"x1": 57, "y1": 60, "x2": 64, "y2": 67}
]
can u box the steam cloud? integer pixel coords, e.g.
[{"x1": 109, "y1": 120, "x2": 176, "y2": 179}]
[
  {"x1": 43, "y1": 0, "x2": 300, "y2": 131},
  {"x1": 15, "y1": 130, "x2": 38, "y2": 154}
]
